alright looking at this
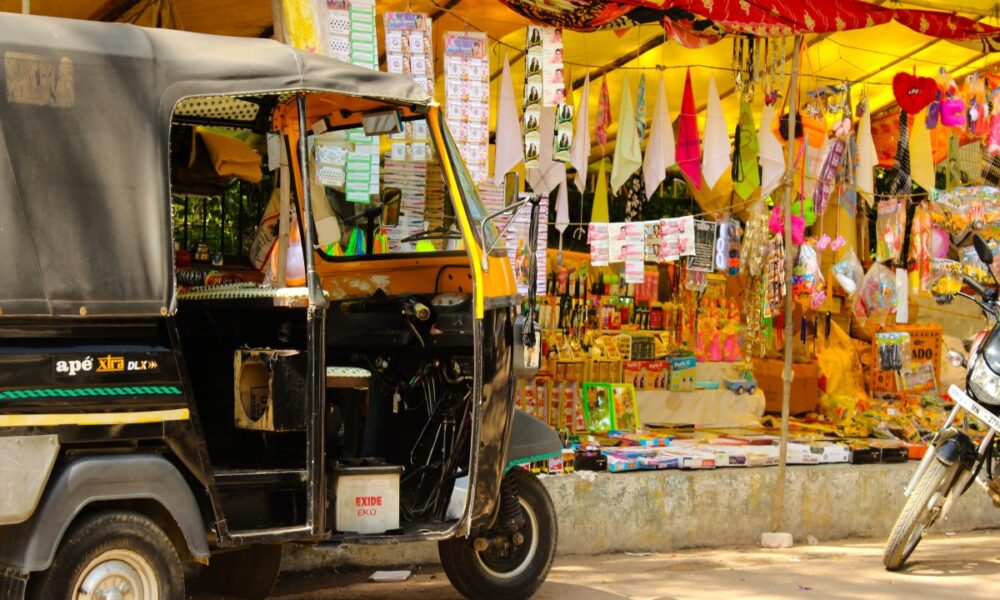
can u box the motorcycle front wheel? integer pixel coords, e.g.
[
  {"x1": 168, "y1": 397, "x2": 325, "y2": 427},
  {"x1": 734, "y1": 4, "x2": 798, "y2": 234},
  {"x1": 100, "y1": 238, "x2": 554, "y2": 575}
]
[{"x1": 883, "y1": 460, "x2": 959, "y2": 571}]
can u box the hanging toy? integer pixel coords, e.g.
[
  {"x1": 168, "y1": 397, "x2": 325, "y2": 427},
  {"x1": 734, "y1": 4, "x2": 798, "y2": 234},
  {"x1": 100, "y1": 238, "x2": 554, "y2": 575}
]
[
  {"x1": 940, "y1": 79, "x2": 967, "y2": 129},
  {"x1": 768, "y1": 206, "x2": 805, "y2": 245},
  {"x1": 833, "y1": 248, "x2": 865, "y2": 296},
  {"x1": 891, "y1": 72, "x2": 937, "y2": 116},
  {"x1": 715, "y1": 219, "x2": 731, "y2": 272},
  {"x1": 813, "y1": 117, "x2": 852, "y2": 217},
  {"x1": 793, "y1": 239, "x2": 826, "y2": 309},
  {"x1": 741, "y1": 202, "x2": 769, "y2": 278},
  {"x1": 876, "y1": 198, "x2": 905, "y2": 262},
  {"x1": 727, "y1": 218, "x2": 742, "y2": 276},
  {"x1": 988, "y1": 87, "x2": 1000, "y2": 156}
]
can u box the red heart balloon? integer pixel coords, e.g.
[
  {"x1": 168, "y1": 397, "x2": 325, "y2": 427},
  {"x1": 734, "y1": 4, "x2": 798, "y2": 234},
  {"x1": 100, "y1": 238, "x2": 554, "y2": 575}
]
[{"x1": 892, "y1": 72, "x2": 937, "y2": 114}]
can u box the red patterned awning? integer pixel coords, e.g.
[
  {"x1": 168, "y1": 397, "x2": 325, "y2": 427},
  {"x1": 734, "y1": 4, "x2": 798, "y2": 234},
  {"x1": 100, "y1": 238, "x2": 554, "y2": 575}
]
[{"x1": 497, "y1": 0, "x2": 1000, "y2": 41}]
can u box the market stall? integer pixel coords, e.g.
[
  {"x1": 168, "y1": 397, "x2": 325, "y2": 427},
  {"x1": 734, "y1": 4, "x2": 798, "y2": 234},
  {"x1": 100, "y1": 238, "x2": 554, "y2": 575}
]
[{"x1": 28, "y1": 0, "x2": 1000, "y2": 471}]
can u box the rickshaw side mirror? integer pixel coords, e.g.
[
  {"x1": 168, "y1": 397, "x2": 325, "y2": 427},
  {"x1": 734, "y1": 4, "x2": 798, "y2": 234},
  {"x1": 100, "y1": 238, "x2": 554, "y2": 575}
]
[
  {"x1": 503, "y1": 171, "x2": 519, "y2": 208},
  {"x1": 361, "y1": 109, "x2": 403, "y2": 136},
  {"x1": 381, "y1": 187, "x2": 402, "y2": 227}
]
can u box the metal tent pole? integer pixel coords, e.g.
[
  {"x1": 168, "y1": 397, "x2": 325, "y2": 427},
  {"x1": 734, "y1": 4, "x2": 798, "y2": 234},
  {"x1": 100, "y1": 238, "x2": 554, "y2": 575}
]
[{"x1": 771, "y1": 34, "x2": 804, "y2": 534}]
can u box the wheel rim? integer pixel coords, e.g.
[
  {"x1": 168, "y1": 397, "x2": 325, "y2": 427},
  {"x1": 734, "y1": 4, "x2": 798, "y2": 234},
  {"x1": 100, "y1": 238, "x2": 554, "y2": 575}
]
[
  {"x1": 474, "y1": 497, "x2": 539, "y2": 580},
  {"x1": 74, "y1": 549, "x2": 159, "y2": 600}
]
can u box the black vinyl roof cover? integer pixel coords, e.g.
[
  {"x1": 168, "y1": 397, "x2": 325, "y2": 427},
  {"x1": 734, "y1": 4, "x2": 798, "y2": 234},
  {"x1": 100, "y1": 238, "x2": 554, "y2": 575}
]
[{"x1": 0, "y1": 12, "x2": 431, "y2": 318}]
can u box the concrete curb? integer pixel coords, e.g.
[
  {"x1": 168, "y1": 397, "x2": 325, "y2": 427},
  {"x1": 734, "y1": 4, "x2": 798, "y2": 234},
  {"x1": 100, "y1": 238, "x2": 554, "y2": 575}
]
[{"x1": 281, "y1": 463, "x2": 1000, "y2": 571}]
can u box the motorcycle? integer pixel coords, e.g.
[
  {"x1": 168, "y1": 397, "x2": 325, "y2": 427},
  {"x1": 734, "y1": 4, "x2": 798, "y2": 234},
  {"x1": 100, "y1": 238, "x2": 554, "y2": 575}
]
[{"x1": 883, "y1": 233, "x2": 1000, "y2": 571}]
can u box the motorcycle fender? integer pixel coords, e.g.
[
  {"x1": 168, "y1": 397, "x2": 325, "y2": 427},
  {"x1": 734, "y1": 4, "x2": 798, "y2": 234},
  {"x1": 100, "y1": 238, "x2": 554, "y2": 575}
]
[
  {"x1": 506, "y1": 410, "x2": 562, "y2": 468},
  {"x1": 935, "y1": 434, "x2": 977, "y2": 467}
]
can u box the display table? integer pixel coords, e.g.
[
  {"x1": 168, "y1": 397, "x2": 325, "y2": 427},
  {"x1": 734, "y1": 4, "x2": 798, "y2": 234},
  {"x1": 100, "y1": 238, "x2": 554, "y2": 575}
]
[{"x1": 635, "y1": 361, "x2": 765, "y2": 427}]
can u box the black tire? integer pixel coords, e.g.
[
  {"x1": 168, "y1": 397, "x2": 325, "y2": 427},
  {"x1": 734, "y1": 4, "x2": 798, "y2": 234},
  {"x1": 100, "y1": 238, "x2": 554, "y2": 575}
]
[
  {"x1": 439, "y1": 469, "x2": 557, "y2": 600},
  {"x1": 30, "y1": 510, "x2": 184, "y2": 600},
  {"x1": 194, "y1": 544, "x2": 282, "y2": 600},
  {"x1": 883, "y1": 460, "x2": 957, "y2": 571}
]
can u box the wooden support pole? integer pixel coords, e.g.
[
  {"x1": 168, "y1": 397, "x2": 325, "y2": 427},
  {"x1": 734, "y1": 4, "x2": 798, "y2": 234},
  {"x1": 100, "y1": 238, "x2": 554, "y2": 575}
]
[{"x1": 772, "y1": 34, "x2": 804, "y2": 534}]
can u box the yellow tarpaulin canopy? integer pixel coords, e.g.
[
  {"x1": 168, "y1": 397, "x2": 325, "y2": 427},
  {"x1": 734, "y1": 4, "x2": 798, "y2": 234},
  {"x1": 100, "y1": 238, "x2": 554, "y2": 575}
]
[{"x1": 8, "y1": 0, "x2": 998, "y2": 202}]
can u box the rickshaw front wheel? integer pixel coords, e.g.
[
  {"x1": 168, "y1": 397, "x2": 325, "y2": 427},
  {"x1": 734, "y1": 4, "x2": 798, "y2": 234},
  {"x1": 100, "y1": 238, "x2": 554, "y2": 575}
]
[
  {"x1": 29, "y1": 510, "x2": 184, "y2": 600},
  {"x1": 439, "y1": 468, "x2": 557, "y2": 600}
]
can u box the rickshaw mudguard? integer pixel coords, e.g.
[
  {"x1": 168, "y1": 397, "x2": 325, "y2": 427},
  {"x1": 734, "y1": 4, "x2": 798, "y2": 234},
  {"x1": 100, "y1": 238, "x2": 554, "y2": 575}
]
[
  {"x1": 506, "y1": 410, "x2": 562, "y2": 469},
  {"x1": 0, "y1": 454, "x2": 209, "y2": 573}
]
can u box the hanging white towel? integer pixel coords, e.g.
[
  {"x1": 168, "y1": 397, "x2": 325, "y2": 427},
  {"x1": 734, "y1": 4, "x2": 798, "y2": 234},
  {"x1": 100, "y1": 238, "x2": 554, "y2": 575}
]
[
  {"x1": 610, "y1": 73, "x2": 643, "y2": 193},
  {"x1": 701, "y1": 76, "x2": 731, "y2": 190},
  {"x1": 758, "y1": 104, "x2": 785, "y2": 198},
  {"x1": 643, "y1": 74, "x2": 676, "y2": 200},
  {"x1": 492, "y1": 53, "x2": 524, "y2": 184},
  {"x1": 569, "y1": 74, "x2": 592, "y2": 193}
]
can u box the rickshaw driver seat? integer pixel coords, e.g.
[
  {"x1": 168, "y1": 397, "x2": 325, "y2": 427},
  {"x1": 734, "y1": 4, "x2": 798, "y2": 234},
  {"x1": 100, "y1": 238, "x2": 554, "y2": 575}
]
[{"x1": 325, "y1": 366, "x2": 373, "y2": 459}]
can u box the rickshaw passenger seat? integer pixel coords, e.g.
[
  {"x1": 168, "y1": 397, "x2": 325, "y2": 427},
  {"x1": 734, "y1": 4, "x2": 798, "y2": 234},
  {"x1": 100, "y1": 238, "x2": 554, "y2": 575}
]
[{"x1": 325, "y1": 366, "x2": 372, "y2": 390}]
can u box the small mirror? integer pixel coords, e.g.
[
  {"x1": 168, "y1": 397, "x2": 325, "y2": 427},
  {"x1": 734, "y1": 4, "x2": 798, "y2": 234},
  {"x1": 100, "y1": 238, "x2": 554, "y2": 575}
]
[
  {"x1": 947, "y1": 350, "x2": 966, "y2": 368},
  {"x1": 973, "y1": 234, "x2": 994, "y2": 268},
  {"x1": 381, "y1": 187, "x2": 402, "y2": 227},
  {"x1": 361, "y1": 109, "x2": 403, "y2": 136},
  {"x1": 503, "y1": 171, "x2": 519, "y2": 208}
]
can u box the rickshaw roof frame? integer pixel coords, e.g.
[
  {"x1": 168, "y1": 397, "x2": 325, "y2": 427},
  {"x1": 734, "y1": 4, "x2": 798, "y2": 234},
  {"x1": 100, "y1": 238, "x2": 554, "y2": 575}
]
[{"x1": 0, "y1": 12, "x2": 430, "y2": 320}]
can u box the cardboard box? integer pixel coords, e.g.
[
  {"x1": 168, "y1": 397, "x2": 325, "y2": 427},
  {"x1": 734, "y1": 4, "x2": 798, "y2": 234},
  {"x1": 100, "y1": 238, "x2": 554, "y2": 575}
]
[
  {"x1": 668, "y1": 356, "x2": 697, "y2": 392},
  {"x1": 751, "y1": 358, "x2": 819, "y2": 415},
  {"x1": 623, "y1": 360, "x2": 669, "y2": 390},
  {"x1": 869, "y1": 323, "x2": 942, "y2": 394}
]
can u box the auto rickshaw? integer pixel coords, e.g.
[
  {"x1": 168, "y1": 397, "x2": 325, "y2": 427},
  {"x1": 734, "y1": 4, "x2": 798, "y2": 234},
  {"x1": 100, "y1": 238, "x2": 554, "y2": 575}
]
[{"x1": 0, "y1": 12, "x2": 561, "y2": 600}]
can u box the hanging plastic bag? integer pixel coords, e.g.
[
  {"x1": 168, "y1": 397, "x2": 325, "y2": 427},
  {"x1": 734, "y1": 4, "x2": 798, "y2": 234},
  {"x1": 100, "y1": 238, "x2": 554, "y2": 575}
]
[
  {"x1": 832, "y1": 248, "x2": 865, "y2": 296},
  {"x1": 265, "y1": 211, "x2": 306, "y2": 287},
  {"x1": 875, "y1": 198, "x2": 905, "y2": 262},
  {"x1": 851, "y1": 263, "x2": 898, "y2": 324},
  {"x1": 793, "y1": 240, "x2": 826, "y2": 309}
]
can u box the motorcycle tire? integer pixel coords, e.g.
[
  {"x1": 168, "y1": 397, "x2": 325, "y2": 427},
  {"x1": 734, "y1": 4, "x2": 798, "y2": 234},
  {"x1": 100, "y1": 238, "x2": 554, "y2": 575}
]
[
  {"x1": 883, "y1": 460, "x2": 956, "y2": 571},
  {"x1": 439, "y1": 468, "x2": 557, "y2": 600}
]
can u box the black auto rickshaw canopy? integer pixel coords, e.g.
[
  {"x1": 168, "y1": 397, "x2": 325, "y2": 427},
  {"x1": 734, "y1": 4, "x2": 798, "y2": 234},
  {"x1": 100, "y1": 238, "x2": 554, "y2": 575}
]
[{"x1": 0, "y1": 12, "x2": 430, "y2": 319}]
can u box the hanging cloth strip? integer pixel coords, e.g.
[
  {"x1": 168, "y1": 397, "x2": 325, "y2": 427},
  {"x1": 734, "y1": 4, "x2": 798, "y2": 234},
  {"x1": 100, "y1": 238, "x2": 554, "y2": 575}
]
[{"x1": 890, "y1": 111, "x2": 913, "y2": 197}]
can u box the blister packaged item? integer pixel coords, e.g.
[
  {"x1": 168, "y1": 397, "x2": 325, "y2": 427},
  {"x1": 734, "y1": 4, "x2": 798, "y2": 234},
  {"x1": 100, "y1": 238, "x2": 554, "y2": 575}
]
[
  {"x1": 740, "y1": 202, "x2": 769, "y2": 278},
  {"x1": 832, "y1": 248, "x2": 864, "y2": 296},
  {"x1": 876, "y1": 198, "x2": 905, "y2": 262},
  {"x1": 851, "y1": 263, "x2": 898, "y2": 324}
]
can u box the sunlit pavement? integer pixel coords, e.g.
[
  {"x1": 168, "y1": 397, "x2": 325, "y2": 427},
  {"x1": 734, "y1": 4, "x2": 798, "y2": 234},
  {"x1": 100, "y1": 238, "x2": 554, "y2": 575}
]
[{"x1": 193, "y1": 529, "x2": 1000, "y2": 599}]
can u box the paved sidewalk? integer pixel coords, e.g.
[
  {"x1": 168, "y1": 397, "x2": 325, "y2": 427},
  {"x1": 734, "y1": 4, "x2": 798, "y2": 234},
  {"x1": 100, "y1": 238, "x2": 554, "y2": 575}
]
[{"x1": 257, "y1": 530, "x2": 1000, "y2": 600}]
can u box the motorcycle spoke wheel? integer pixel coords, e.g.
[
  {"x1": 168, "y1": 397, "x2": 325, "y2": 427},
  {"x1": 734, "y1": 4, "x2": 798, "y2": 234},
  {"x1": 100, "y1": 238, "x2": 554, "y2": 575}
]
[{"x1": 883, "y1": 460, "x2": 956, "y2": 571}]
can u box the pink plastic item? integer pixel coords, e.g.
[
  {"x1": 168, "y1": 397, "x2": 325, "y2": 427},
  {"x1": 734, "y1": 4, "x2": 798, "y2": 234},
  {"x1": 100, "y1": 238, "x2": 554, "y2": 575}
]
[
  {"x1": 941, "y1": 97, "x2": 967, "y2": 128},
  {"x1": 768, "y1": 206, "x2": 805, "y2": 245}
]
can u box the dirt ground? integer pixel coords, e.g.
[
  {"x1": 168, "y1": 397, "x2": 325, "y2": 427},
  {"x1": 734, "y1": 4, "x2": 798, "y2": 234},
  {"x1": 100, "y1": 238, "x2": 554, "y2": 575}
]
[{"x1": 224, "y1": 529, "x2": 1000, "y2": 600}]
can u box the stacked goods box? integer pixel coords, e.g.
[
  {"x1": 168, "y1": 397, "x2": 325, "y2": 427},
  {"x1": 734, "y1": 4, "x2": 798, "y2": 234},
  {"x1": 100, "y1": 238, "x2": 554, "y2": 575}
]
[
  {"x1": 751, "y1": 358, "x2": 819, "y2": 414},
  {"x1": 668, "y1": 356, "x2": 697, "y2": 392},
  {"x1": 623, "y1": 360, "x2": 670, "y2": 390},
  {"x1": 869, "y1": 323, "x2": 942, "y2": 394}
]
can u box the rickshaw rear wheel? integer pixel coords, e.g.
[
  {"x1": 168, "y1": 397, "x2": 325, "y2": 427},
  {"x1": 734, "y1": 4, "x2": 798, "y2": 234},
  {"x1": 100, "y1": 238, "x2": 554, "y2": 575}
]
[
  {"x1": 30, "y1": 510, "x2": 184, "y2": 600},
  {"x1": 439, "y1": 468, "x2": 556, "y2": 600}
]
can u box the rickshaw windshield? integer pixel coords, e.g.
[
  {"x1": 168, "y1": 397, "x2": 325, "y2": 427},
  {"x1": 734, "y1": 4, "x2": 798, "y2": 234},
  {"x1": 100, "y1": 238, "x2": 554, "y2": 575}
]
[
  {"x1": 308, "y1": 115, "x2": 502, "y2": 259},
  {"x1": 436, "y1": 118, "x2": 503, "y2": 253}
]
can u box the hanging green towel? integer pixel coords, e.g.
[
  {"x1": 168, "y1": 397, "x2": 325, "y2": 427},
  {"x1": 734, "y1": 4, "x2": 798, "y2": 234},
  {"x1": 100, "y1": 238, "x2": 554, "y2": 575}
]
[{"x1": 733, "y1": 100, "x2": 761, "y2": 200}]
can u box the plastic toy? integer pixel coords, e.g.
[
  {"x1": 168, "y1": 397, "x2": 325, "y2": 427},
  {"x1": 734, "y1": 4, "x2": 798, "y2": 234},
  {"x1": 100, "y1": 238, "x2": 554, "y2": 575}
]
[{"x1": 724, "y1": 362, "x2": 758, "y2": 395}]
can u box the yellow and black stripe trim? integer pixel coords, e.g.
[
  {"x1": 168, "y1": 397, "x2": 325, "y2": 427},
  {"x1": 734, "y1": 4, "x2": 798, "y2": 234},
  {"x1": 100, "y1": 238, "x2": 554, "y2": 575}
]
[{"x1": 0, "y1": 408, "x2": 190, "y2": 427}]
